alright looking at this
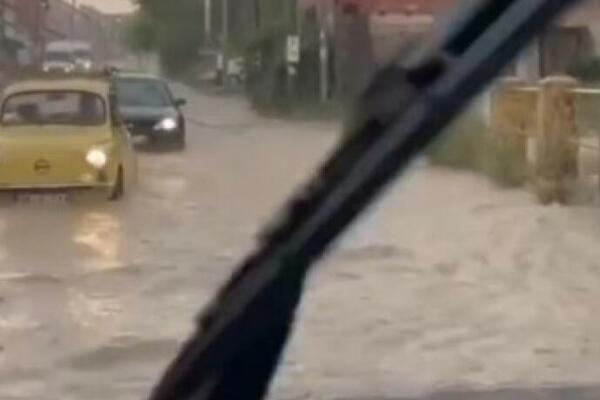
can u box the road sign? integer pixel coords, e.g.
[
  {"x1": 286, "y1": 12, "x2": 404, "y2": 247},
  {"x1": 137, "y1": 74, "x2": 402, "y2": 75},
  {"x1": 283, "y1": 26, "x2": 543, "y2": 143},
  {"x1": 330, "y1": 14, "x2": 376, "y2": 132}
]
[{"x1": 286, "y1": 35, "x2": 300, "y2": 64}]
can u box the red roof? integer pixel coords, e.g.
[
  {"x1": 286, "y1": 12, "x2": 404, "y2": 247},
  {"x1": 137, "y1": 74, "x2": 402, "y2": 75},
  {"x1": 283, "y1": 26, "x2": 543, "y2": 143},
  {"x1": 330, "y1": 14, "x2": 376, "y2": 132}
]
[{"x1": 301, "y1": 0, "x2": 457, "y2": 15}]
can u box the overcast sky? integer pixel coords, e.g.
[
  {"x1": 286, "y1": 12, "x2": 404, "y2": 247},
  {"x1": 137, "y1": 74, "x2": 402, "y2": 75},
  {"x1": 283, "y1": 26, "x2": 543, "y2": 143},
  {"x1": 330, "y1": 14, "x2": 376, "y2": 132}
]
[{"x1": 77, "y1": 0, "x2": 135, "y2": 14}]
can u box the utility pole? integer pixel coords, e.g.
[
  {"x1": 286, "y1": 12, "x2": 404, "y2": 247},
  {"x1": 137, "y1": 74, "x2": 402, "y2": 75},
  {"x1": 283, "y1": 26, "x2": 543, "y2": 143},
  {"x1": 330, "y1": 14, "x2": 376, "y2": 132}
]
[
  {"x1": 319, "y1": 4, "x2": 334, "y2": 102},
  {"x1": 319, "y1": 29, "x2": 328, "y2": 102},
  {"x1": 71, "y1": 0, "x2": 77, "y2": 39},
  {"x1": 221, "y1": 0, "x2": 229, "y2": 87},
  {"x1": 204, "y1": 0, "x2": 211, "y2": 45},
  {"x1": 285, "y1": 0, "x2": 300, "y2": 105},
  {"x1": 37, "y1": 1, "x2": 50, "y2": 65}
]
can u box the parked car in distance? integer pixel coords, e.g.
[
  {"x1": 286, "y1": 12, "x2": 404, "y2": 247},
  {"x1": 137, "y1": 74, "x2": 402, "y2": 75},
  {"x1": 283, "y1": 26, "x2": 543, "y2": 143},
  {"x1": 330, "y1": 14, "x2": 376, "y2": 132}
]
[{"x1": 43, "y1": 40, "x2": 93, "y2": 73}]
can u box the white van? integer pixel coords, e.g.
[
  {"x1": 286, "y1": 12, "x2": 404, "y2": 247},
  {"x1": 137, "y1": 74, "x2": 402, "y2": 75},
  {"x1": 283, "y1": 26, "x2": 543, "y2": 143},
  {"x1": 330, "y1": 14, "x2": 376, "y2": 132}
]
[{"x1": 43, "y1": 41, "x2": 93, "y2": 73}]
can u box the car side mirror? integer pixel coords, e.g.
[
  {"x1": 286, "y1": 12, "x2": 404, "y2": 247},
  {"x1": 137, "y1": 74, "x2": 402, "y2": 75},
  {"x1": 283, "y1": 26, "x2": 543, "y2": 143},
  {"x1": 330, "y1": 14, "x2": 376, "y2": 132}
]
[{"x1": 174, "y1": 98, "x2": 187, "y2": 107}]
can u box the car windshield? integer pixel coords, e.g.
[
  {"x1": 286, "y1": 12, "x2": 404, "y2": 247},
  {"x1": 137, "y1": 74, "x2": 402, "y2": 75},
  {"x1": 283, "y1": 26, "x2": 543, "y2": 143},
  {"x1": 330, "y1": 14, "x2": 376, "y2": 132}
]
[
  {"x1": 74, "y1": 50, "x2": 91, "y2": 60},
  {"x1": 1, "y1": 91, "x2": 106, "y2": 126},
  {"x1": 3, "y1": 1, "x2": 600, "y2": 400},
  {"x1": 46, "y1": 51, "x2": 72, "y2": 63},
  {"x1": 115, "y1": 78, "x2": 171, "y2": 107}
]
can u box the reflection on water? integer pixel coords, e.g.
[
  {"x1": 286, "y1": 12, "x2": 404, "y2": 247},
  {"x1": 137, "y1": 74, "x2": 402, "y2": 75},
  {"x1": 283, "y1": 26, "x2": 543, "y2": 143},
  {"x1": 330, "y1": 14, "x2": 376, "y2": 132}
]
[
  {"x1": 67, "y1": 288, "x2": 125, "y2": 336},
  {"x1": 0, "y1": 205, "x2": 128, "y2": 275},
  {"x1": 0, "y1": 312, "x2": 41, "y2": 331},
  {"x1": 73, "y1": 211, "x2": 124, "y2": 272}
]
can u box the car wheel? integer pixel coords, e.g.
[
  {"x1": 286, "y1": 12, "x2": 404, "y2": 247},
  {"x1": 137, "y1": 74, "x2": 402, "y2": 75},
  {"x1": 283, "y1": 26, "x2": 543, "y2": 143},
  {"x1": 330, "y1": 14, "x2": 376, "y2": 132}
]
[{"x1": 108, "y1": 167, "x2": 124, "y2": 201}]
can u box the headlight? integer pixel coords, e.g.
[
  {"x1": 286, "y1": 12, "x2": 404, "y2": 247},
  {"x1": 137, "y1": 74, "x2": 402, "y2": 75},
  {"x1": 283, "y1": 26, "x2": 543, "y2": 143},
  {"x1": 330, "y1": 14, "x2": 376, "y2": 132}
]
[
  {"x1": 65, "y1": 65, "x2": 74, "y2": 73},
  {"x1": 86, "y1": 148, "x2": 108, "y2": 169},
  {"x1": 43, "y1": 65, "x2": 50, "y2": 72},
  {"x1": 154, "y1": 117, "x2": 178, "y2": 131}
]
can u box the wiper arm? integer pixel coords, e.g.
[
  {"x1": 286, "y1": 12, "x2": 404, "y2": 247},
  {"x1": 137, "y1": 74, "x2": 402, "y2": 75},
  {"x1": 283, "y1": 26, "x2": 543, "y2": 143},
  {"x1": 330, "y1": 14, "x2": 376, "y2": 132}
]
[{"x1": 149, "y1": 1, "x2": 581, "y2": 399}]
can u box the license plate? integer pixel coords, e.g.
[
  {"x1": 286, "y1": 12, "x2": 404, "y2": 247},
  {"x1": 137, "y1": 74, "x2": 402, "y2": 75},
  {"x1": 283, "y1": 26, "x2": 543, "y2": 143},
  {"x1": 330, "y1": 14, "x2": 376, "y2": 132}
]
[
  {"x1": 133, "y1": 135, "x2": 148, "y2": 145},
  {"x1": 16, "y1": 193, "x2": 68, "y2": 204}
]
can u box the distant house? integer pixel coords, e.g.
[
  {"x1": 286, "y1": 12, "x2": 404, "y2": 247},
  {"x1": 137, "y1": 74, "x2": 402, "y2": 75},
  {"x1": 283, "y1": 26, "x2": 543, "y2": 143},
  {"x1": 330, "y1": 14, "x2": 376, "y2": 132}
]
[
  {"x1": 513, "y1": 0, "x2": 600, "y2": 81},
  {"x1": 299, "y1": 0, "x2": 457, "y2": 100},
  {"x1": 364, "y1": 0, "x2": 456, "y2": 64},
  {"x1": 12, "y1": 0, "x2": 122, "y2": 66},
  {"x1": 298, "y1": 0, "x2": 600, "y2": 89}
]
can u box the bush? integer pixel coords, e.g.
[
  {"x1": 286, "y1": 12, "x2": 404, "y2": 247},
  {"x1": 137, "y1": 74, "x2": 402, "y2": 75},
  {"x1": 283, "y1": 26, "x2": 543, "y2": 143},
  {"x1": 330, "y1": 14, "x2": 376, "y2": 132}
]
[
  {"x1": 127, "y1": 0, "x2": 203, "y2": 78},
  {"x1": 568, "y1": 57, "x2": 600, "y2": 83},
  {"x1": 428, "y1": 112, "x2": 528, "y2": 188}
]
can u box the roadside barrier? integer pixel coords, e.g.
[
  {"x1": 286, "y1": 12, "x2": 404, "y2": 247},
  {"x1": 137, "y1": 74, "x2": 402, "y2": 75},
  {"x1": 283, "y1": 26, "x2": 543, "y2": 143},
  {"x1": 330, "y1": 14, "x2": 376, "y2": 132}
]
[{"x1": 491, "y1": 76, "x2": 600, "y2": 203}]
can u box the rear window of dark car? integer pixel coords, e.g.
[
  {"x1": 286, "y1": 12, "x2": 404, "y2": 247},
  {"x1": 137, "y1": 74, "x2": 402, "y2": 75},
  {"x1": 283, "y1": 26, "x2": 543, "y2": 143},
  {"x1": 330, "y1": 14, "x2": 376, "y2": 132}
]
[{"x1": 115, "y1": 78, "x2": 172, "y2": 108}]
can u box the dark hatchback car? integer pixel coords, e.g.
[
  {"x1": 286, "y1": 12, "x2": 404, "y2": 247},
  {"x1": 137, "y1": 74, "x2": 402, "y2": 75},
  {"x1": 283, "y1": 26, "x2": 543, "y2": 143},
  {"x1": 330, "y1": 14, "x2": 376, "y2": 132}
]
[{"x1": 114, "y1": 72, "x2": 186, "y2": 150}]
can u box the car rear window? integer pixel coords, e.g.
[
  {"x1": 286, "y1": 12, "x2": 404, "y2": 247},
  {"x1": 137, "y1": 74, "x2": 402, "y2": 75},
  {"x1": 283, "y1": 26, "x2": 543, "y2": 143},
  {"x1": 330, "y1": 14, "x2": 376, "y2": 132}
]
[
  {"x1": 1, "y1": 91, "x2": 107, "y2": 126},
  {"x1": 115, "y1": 78, "x2": 172, "y2": 108}
]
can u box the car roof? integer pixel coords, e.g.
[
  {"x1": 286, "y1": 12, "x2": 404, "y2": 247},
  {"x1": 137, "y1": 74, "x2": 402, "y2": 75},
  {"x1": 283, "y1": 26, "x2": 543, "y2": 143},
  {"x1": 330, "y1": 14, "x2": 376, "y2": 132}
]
[
  {"x1": 115, "y1": 71, "x2": 164, "y2": 81},
  {"x1": 3, "y1": 77, "x2": 110, "y2": 97}
]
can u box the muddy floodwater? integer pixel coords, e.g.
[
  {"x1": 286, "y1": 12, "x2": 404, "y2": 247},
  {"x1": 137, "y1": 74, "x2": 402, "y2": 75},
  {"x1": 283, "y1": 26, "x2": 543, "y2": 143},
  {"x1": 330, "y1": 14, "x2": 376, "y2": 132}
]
[{"x1": 2, "y1": 86, "x2": 600, "y2": 400}]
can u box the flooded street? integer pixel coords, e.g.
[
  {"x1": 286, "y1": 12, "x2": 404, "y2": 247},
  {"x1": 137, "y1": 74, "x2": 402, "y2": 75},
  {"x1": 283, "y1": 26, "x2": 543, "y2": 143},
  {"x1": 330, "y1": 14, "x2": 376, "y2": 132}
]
[{"x1": 3, "y1": 87, "x2": 600, "y2": 400}]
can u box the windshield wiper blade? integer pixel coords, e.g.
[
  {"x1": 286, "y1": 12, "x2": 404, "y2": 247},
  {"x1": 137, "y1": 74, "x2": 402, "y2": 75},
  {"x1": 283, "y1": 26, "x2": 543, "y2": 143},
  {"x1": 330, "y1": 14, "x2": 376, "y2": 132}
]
[{"x1": 149, "y1": 1, "x2": 581, "y2": 399}]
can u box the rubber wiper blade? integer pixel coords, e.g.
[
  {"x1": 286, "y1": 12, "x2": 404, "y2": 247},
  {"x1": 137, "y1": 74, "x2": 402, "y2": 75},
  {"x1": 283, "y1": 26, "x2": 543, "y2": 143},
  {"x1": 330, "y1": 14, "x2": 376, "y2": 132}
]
[{"x1": 148, "y1": 1, "x2": 581, "y2": 400}]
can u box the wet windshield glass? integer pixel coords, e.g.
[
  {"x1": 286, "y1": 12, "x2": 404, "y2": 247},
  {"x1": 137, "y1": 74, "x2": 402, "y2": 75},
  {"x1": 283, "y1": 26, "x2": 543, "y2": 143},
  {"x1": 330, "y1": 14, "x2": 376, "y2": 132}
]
[
  {"x1": 2, "y1": 91, "x2": 106, "y2": 126},
  {"x1": 1, "y1": 1, "x2": 600, "y2": 400},
  {"x1": 115, "y1": 78, "x2": 171, "y2": 107}
]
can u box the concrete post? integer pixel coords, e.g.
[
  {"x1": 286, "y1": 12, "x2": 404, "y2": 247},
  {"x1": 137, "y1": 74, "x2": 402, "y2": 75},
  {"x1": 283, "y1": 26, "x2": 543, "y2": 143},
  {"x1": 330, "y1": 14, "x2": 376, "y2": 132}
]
[
  {"x1": 490, "y1": 77, "x2": 533, "y2": 164},
  {"x1": 535, "y1": 76, "x2": 578, "y2": 204}
]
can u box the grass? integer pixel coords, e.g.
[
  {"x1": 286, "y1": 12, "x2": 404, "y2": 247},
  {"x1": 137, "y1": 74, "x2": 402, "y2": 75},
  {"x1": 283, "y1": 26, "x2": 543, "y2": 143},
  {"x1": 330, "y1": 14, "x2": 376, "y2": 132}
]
[
  {"x1": 428, "y1": 112, "x2": 529, "y2": 188},
  {"x1": 576, "y1": 89, "x2": 600, "y2": 137}
]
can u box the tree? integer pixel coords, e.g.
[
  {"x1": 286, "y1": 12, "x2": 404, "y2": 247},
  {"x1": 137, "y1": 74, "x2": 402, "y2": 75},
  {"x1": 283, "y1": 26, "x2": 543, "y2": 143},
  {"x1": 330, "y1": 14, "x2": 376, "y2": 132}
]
[
  {"x1": 126, "y1": 0, "x2": 203, "y2": 76},
  {"x1": 124, "y1": 9, "x2": 156, "y2": 54}
]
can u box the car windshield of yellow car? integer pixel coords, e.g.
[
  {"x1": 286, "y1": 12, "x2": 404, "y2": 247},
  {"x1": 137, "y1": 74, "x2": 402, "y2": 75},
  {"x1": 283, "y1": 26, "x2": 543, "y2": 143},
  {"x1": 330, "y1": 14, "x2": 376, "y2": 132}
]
[{"x1": 1, "y1": 91, "x2": 106, "y2": 126}]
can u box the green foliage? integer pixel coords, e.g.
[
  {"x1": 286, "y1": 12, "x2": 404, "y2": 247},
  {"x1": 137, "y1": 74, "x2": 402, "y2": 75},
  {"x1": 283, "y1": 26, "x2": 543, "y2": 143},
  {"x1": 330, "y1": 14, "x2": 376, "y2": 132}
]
[
  {"x1": 124, "y1": 10, "x2": 156, "y2": 53},
  {"x1": 127, "y1": 0, "x2": 203, "y2": 76},
  {"x1": 568, "y1": 57, "x2": 600, "y2": 83},
  {"x1": 429, "y1": 112, "x2": 528, "y2": 188}
]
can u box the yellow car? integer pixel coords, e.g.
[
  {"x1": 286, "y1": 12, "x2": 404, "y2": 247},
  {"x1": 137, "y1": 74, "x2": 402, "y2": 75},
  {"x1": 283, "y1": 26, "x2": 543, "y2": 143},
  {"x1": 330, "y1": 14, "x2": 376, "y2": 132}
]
[{"x1": 0, "y1": 74, "x2": 137, "y2": 200}]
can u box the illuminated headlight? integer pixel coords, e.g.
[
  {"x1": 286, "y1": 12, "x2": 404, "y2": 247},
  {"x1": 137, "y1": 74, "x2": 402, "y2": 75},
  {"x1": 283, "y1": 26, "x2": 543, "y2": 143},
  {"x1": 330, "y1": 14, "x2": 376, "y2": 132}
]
[
  {"x1": 86, "y1": 148, "x2": 108, "y2": 169},
  {"x1": 65, "y1": 64, "x2": 74, "y2": 73},
  {"x1": 154, "y1": 117, "x2": 178, "y2": 131},
  {"x1": 43, "y1": 65, "x2": 50, "y2": 72},
  {"x1": 83, "y1": 61, "x2": 92, "y2": 70}
]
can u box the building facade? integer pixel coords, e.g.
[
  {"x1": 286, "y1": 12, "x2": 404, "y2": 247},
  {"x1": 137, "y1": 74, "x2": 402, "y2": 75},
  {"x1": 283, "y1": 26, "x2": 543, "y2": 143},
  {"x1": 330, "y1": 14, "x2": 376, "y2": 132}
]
[
  {"x1": 0, "y1": 0, "x2": 22, "y2": 66},
  {"x1": 10, "y1": 0, "x2": 126, "y2": 66}
]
